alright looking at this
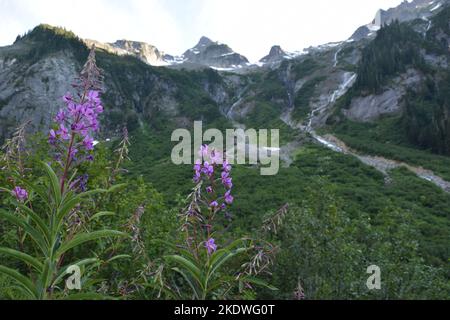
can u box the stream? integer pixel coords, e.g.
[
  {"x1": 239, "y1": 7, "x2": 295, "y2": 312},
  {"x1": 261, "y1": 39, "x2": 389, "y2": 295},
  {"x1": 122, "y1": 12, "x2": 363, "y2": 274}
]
[{"x1": 301, "y1": 47, "x2": 450, "y2": 192}]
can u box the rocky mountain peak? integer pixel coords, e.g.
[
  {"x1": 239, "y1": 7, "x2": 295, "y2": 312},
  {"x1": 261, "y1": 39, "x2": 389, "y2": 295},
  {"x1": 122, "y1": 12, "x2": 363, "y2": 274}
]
[
  {"x1": 83, "y1": 39, "x2": 174, "y2": 66},
  {"x1": 181, "y1": 37, "x2": 249, "y2": 69},
  {"x1": 197, "y1": 36, "x2": 214, "y2": 47},
  {"x1": 259, "y1": 45, "x2": 287, "y2": 63},
  {"x1": 350, "y1": 0, "x2": 448, "y2": 41}
]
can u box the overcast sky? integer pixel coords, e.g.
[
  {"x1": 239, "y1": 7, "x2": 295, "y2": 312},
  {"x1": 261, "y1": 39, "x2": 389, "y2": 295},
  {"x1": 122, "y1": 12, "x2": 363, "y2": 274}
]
[{"x1": 0, "y1": 0, "x2": 406, "y2": 62}]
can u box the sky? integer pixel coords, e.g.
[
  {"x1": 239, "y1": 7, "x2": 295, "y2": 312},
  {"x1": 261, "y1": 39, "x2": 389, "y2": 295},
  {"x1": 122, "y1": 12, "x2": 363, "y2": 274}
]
[{"x1": 0, "y1": 0, "x2": 406, "y2": 62}]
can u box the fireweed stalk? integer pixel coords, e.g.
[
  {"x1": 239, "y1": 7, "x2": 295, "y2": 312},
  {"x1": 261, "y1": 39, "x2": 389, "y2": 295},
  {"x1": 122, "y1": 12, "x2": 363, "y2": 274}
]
[
  {"x1": 165, "y1": 145, "x2": 276, "y2": 299},
  {"x1": 49, "y1": 45, "x2": 103, "y2": 193},
  {"x1": 186, "y1": 145, "x2": 233, "y2": 256},
  {"x1": 0, "y1": 46, "x2": 125, "y2": 300}
]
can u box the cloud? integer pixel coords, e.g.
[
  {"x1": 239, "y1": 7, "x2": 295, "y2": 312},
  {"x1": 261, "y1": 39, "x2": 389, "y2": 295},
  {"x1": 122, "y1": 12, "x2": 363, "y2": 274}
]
[{"x1": 0, "y1": 0, "x2": 405, "y2": 61}]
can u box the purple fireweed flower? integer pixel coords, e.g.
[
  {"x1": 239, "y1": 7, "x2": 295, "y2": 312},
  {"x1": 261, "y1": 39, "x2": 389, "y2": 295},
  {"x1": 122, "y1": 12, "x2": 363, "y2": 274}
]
[
  {"x1": 202, "y1": 162, "x2": 214, "y2": 177},
  {"x1": 193, "y1": 171, "x2": 201, "y2": 183},
  {"x1": 63, "y1": 93, "x2": 72, "y2": 103},
  {"x1": 224, "y1": 190, "x2": 234, "y2": 205},
  {"x1": 199, "y1": 144, "x2": 209, "y2": 159},
  {"x1": 210, "y1": 201, "x2": 219, "y2": 208},
  {"x1": 194, "y1": 159, "x2": 202, "y2": 172},
  {"x1": 50, "y1": 90, "x2": 103, "y2": 160},
  {"x1": 48, "y1": 129, "x2": 57, "y2": 145},
  {"x1": 47, "y1": 47, "x2": 104, "y2": 194},
  {"x1": 205, "y1": 238, "x2": 217, "y2": 255},
  {"x1": 88, "y1": 90, "x2": 101, "y2": 104},
  {"x1": 69, "y1": 148, "x2": 79, "y2": 159},
  {"x1": 221, "y1": 172, "x2": 233, "y2": 189},
  {"x1": 57, "y1": 124, "x2": 70, "y2": 140},
  {"x1": 55, "y1": 109, "x2": 66, "y2": 124},
  {"x1": 209, "y1": 149, "x2": 222, "y2": 165},
  {"x1": 12, "y1": 187, "x2": 28, "y2": 202},
  {"x1": 223, "y1": 160, "x2": 232, "y2": 173},
  {"x1": 83, "y1": 136, "x2": 94, "y2": 151},
  {"x1": 70, "y1": 174, "x2": 89, "y2": 192}
]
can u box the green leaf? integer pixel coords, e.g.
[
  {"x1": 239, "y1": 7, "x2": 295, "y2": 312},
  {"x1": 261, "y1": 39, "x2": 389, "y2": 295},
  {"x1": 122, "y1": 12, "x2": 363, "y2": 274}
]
[
  {"x1": 107, "y1": 183, "x2": 127, "y2": 193},
  {"x1": 0, "y1": 265, "x2": 38, "y2": 299},
  {"x1": 90, "y1": 211, "x2": 115, "y2": 221},
  {"x1": 56, "y1": 230, "x2": 127, "y2": 257},
  {"x1": 64, "y1": 293, "x2": 116, "y2": 300},
  {"x1": 37, "y1": 258, "x2": 53, "y2": 299},
  {"x1": 17, "y1": 204, "x2": 51, "y2": 242},
  {"x1": 42, "y1": 162, "x2": 61, "y2": 205},
  {"x1": 55, "y1": 189, "x2": 110, "y2": 233},
  {"x1": 0, "y1": 209, "x2": 49, "y2": 255},
  {"x1": 166, "y1": 255, "x2": 205, "y2": 291},
  {"x1": 210, "y1": 248, "x2": 247, "y2": 277},
  {"x1": 171, "y1": 267, "x2": 201, "y2": 300},
  {"x1": 53, "y1": 258, "x2": 100, "y2": 286},
  {"x1": 241, "y1": 276, "x2": 278, "y2": 291},
  {"x1": 0, "y1": 247, "x2": 43, "y2": 272},
  {"x1": 106, "y1": 254, "x2": 131, "y2": 263}
]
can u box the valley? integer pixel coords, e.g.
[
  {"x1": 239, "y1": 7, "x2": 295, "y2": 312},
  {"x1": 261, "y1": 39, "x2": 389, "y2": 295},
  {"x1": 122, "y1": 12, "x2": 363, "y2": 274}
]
[{"x1": 0, "y1": 0, "x2": 449, "y2": 300}]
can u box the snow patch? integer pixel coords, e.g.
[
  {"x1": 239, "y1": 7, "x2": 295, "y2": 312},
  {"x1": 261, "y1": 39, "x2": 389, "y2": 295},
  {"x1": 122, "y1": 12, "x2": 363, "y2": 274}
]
[{"x1": 430, "y1": 2, "x2": 442, "y2": 11}]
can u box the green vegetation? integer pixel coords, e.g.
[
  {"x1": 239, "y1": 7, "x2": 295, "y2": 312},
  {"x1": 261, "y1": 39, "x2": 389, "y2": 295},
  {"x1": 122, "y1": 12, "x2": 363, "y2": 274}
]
[
  {"x1": 403, "y1": 73, "x2": 450, "y2": 155},
  {"x1": 332, "y1": 10, "x2": 450, "y2": 156},
  {"x1": 126, "y1": 131, "x2": 450, "y2": 295},
  {"x1": 292, "y1": 76, "x2": 327, "y2": 121},
  {"x1": 291, "y1": 58, "x2": 322, "y2": 79},
  {"x1": 327, "y1": 118, "x2": 450, "y2": 181},
  {"x1": 14, "y1": 24, "x2": 89, "y2": 64},
  {"x1": 355, "y1": 20, "x2": 427, "y2": 94},
  {"x1": 1, "y1": 16, "x2": 450, "y2": 300}
]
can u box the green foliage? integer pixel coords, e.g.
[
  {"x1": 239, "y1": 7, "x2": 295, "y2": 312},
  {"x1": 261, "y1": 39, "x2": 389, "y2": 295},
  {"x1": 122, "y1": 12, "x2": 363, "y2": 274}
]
[
  {"x1": 292, "y1": 76, "x2": 327, "y2": 121},
  {"x1": 403, "y1": 73, "x2": 450, "y2": 155},
  {"x1": 260, "y1": 182, "x2": 364, "y2": 299},
  {"x1": 355, "y1": 20, "x2": 426, "y2": 94},
  {"x1": 0, "y1": 163, "x2": 126, "y2": 299},
  {"x1": 257, "y1": 179, "x2": 449, "y2": 300},
  {"x1": 330, "y1": 118, "x2": 450, "y2": 181},
  {"x1": 164, "y1": 240, "x2": 256, "y2": 300},
  {"x1": 14, "y1": 24, "x2": 88, "y2": 64},
  {"x1": 291, "y1": 58, "x2": 321, "y2": 79}
]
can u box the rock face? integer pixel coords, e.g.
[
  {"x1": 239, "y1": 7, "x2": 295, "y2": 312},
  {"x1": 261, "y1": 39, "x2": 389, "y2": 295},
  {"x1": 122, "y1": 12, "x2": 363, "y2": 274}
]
[
  {"x1": 181, "y1": 36, "x2": 249, "y2": 69},
  {"x1": 350, "y1": 0, "x2": 448, "y2": 41},
  {"x1": 343, "y1": 89, "x2": 403, "y2": 122},
  {"x1": 0, "y1": 51, "x2": 78, "y2": 138},
  {"x1": 260, "y1": 45, "x2": 287, "y2": 63},
  {"x1": 0, "y1": 0, "x2": 449, "y2": 142},
  {"x1": 109, "y1": 40, "x2": 172, "y2": 66},
  {"x1": 343, "y1": 69, "x2": 423, "y2": 122},
  {"x1": 84, "y1": 39, "x2": 174, "y2": 66},
  {"x1": 376, "y1": 0, "x2": 447, "y2": 25}
]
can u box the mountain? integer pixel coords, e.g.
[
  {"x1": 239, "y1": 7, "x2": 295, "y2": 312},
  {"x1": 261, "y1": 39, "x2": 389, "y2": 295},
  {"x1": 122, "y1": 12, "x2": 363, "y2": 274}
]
[
  {"x1": 1, "y1": 0, "x2": 450, "y2": 146},
  {"x1": 350, "y1": 0, "x2": 449, "y2": 41},
  {"x1": 258, "y1": 45, "x2": 303, "y2": 65},
  {"x1": 179, "y1": 36, "x2": 250, "y2": 70},
  {"x1": 1, "y1": 0, "x2": 450, "y2": 154},
  {"x1": 1, "y1": 1, "x2": 450, "y2": 300},
  {"x1": 84, "y1": 36, "x2": 250, "y2": 70},
  {"x1": 85, "y1": 39, "x2": 179, "y2": 66}
]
